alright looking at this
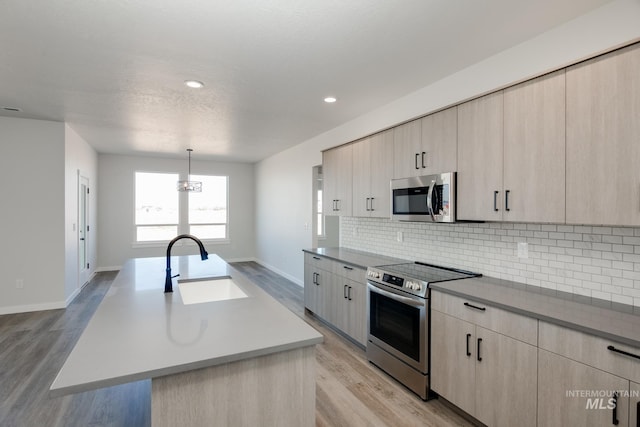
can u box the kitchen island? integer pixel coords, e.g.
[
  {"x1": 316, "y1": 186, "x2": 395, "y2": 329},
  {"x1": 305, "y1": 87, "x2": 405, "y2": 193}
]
[{"x1": 50, "y1": 254, "x2": 323, "y2": 427}]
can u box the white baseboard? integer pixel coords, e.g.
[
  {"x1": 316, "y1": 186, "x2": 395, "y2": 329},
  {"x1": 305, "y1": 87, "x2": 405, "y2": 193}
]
[
  {"x1": 253, "y1": 258, "x2": 304, "y2": 287},
  {"x1": 0, "y1": 301, "x2": 66, "y2": 315},
  {"x1": 95, "y1": 266, "x2": 121, "y2": 272},
  {"x1": 225, "y1": 257, "x2": 257, "y2": 263},
  {"x1": 65, "y1": 287, "x2": 82, "y2": 307}
]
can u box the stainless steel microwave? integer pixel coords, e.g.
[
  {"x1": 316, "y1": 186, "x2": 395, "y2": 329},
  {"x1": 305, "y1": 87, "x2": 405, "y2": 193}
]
[{"x1": 391, "y1": 172, "x2": 456, "y2": 222}]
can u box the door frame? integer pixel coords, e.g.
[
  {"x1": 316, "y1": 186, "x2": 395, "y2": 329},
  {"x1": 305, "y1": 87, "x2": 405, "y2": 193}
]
[{"x1": 78, "y1": 172, "x2": 91, "y2": 287}]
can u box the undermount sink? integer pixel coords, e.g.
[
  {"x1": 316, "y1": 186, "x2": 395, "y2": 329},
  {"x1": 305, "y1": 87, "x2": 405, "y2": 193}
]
[{"x1": 177, "y1": 276, "x2": 248, "y2": 305}]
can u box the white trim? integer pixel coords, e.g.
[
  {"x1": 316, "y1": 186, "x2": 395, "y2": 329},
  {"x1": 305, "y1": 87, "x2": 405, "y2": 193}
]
[
  {"x1": 253, "y1": 258, "x2": 304, "y2": 287},
  {"x1": 0, "y1": 301, "x2": 66, "y2": 315},
  {"x1": 226, "y1": 257, "x2": 257, "y2": 263},
  {"x1": 96, "y1": 266, "x2": 122, "y2": 272}
]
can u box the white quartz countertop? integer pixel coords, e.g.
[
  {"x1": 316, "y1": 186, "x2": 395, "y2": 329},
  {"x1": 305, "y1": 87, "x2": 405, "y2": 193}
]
[{"x1": 50, "y1": 255, "x2": 323, "y2": 396}]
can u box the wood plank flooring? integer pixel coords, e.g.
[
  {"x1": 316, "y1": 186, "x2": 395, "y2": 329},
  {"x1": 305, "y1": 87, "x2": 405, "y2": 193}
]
[{"x1": 0, "y1": 262, "x2": 474, "y2": 427}]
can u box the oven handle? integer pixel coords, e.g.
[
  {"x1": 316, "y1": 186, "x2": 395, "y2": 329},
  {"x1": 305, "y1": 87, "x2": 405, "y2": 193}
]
[{"x1": 367, "y1": 282, "x2": 425, "y2": 308}]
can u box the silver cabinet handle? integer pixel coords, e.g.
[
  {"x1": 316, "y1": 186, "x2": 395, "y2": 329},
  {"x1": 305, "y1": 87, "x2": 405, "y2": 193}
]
[
  {"x1": 422, "y1": 151, "x2": 426, "y2": 168},
  {"x1": 366, "y1": 197, "x2": 371, "y2": 211},
  {"x1": 370, "y1": 197, "x2": 374, "y2": 211},
  {"x1": 494, "y1": 191, "x2": 499, "y2": 212},
  {"x1": 414, "y1": 153, "x2": 420, "y2": 169}
]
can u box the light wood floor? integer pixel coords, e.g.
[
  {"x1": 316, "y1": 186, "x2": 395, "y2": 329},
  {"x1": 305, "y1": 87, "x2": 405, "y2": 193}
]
[{"x1": 0, "y1": 262, "x2": 474, "y2": 427}]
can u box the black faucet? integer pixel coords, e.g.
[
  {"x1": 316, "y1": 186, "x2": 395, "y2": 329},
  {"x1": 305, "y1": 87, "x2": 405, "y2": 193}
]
[{"x1": 165, "y1": 234, "x2": 209, "y2": 293}]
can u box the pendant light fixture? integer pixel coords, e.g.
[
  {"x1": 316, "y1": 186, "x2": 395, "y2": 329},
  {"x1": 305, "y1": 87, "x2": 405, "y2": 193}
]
[{"x1": 177, "y1": 149, "x2": 202, "y2": 192}]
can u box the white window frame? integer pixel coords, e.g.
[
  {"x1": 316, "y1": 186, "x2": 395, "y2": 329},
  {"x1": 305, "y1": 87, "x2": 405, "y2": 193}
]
[{"x1": 133, "y1": 171, "x2": 230, "y2": 247}]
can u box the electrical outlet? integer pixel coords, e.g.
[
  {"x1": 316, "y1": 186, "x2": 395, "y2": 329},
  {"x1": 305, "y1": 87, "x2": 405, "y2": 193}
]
[
  {"x1": 16, "y1": 279, "x2": 24, "y2": 289},
  {"x1": 517, "y1": 242, "x2": 529, "y2": 259},
  {"x1": 397, "y1": 231, "x2": 403, "y2": 242}
]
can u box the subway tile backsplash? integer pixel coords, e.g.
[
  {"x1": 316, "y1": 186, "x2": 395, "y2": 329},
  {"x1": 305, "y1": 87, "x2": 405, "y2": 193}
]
[{"x1": 340, "y1": 217, "x2": 640, "y2": 307}]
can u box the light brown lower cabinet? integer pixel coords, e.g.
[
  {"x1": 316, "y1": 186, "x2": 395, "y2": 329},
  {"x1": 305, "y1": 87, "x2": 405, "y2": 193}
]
[
  {"x1": 303, "y1": 254, "x2": 367, "y2": 346},
  {"x1": 631, "y1": 381, "x2": 640, "y2": 427},
  {"x1": 430, "y1": 310, "x2": 537, "y2": 427},
  {"x1": 538, "y1": 349, "x2": 630, "y2": 427}
]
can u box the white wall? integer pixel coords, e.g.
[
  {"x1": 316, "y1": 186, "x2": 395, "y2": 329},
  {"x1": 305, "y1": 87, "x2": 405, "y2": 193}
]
[
  {"x1": 0, "y1": 117, "x2": 66, "y2": 314},
  {"x1": 342, "y1": 218, "x2": 640, "y2": 307},
  {"x1": 97, "y1": 154, "x2": 255, "y2": 268},
  {"x1": 254, "y1": 0, "x2": 640, "y2": 286},
  {"x1": 64, "y1": 124, "x2": 98, "y2": 303}
]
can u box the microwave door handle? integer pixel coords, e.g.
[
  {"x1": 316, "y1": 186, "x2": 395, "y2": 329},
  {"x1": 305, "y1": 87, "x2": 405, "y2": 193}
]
[{"x1": 427, "y1": 180, "x2": 436, "y2": 221}]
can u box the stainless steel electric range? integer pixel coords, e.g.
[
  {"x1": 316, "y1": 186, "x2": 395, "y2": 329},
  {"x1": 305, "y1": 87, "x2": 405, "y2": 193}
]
[{"x1": 366, "y1": 261, "x2": 481, "y2": 400}]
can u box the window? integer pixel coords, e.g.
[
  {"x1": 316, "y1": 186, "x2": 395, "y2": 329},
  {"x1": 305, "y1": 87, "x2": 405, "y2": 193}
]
[
  {"x1": 135, "y1": 172, "x2": 179, "y2": 242},
  {"x1": 188, "y1": 175, "x2": 228, "y2": 239},
  {"x1": 134, "y1": 172, "x2": 229, "y2": 243},
  {"x1": 315, "y1": 166, "x2": 325, "y2": 238}
]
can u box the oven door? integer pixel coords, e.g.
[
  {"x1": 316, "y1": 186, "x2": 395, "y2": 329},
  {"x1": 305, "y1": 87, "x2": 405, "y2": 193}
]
[{"x1": 367, "y1": 281, "x2": 428, "y2": 373}]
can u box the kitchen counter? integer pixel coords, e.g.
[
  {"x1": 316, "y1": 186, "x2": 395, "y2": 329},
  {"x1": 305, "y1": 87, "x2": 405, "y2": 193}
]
[
  {"x1": 431, "y1": 275, "x2": 640, "y2": 348},
  {"x1": 51, "y1": 254, "x2": 322, "y2": 426},
  {"x1": 303, "y1": 247, "x2": 408, "y2": 269}
]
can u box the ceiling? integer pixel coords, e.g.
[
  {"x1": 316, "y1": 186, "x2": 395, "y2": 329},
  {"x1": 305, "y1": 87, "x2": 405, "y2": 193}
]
[{"x1": 0, "y1": 0, "x2": 613, "y2": 163}]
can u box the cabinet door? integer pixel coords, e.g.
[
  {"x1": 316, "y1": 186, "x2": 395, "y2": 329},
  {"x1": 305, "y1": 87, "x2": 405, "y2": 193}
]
[
  {"x1": 322, "y1": 144, "x2": 353, "y2": 217},
  {"x1": 457, "y1": 91, "x2": 504, "y2": 221},
  {"x1": 631, "y1": 381, "x2": 640, "y2": 427},
  {"x1": 538, "y1": 349, "x2": 630, "y2": 427},
  {"x1": 503, "y1": 70, "x2": 566, "y2": 223},
  {"x1": 393, "y1": 119, "x2": 422, "y2": 179},
  {"x1": 475, "y1": 327, "x2": 537, "y2": 427},
  {"x1": 420, "y1": 107, "x2": 457, "y2": 175},
  {"x1": 303, "y1": 263, "x2": 318, "y2": 313},
  {"x1": 369, "y1": 129, "x2": 394, "y2": 218},
  {"x1": 566, "y1": 43, "x2": 640, "y2": 225},
  {"x1": 345, "y1": 279, "x2": 367, "y2": 346},
  {"x1": 430, "y1": 310, "x2": 476, "y2": 415},
  {"x1": 352, "y1": 137, "x2": 372, "y2": 217}
]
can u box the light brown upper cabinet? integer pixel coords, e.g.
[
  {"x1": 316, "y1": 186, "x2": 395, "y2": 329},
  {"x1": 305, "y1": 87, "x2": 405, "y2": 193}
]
[
  {"x1": 566, "y1": 43, "x2": 640, "y2": 226},
  {"x1": 458, "y1": 71, "x2": 565, "y2": 222},
  {"x1": 352, "y1": 130, "x2": 394, "y2": 218},
  {"x1": 393, "y1": 108, "x2": 457, "y2": 179},
  {"x1": 503, "y1": 70, "x2": 566, "y2": 223},
  {"x1": 323, "y1": 143, "x2": 352, "y2": 217},
  {"x1": 392, "y1": 118, "x2": 422, "y2": 178},
  {"x1": 457, "y1": 91, "x2": 504, "y2": 221}
]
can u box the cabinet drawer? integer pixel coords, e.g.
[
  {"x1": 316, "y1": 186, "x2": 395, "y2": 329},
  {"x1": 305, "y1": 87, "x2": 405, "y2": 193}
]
[
  {"x1": 431, "y1": 291, "x2": 537, "y2": 345},
  {"x1": 334, "y1": 263, "x2": 366, "y2": 283},
  {"x1": 304, "y1": 253, "x2": 333, "y2": 271},
  {"x1": 539, "y1": 321, "x2": 640, "y2": 383}
]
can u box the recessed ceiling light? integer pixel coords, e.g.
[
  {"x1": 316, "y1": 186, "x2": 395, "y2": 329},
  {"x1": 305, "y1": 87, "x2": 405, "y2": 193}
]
[
  {"x1": 2, "y1": 106, "x2": 22, "y2": 112},
  {"x1": 324, "y1": 97, "x2": 337, "y2": 103},
  {"x1": 184, "y1": 80, "x2": 204, "y2": 89}
]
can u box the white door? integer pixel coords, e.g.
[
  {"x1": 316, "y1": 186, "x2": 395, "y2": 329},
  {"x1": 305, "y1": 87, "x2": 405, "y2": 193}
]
[{"x1": 79, "y1": 175, "x2": 90, "y2": 287}]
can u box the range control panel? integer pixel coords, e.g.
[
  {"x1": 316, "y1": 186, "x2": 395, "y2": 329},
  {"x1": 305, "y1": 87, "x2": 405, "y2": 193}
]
[{"x1": 367, "y1": 268, "x2": 424, "y2": 295}]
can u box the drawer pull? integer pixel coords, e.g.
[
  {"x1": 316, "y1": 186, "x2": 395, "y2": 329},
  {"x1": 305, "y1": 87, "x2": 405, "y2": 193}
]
[
  {"x1": 313, "y1": 256, "x2": 321, "y2": 260},
  {"x1": 612, "y1": 391, "x2": 619, "y2": 426},
  {"x1": 466, "y1": 333, "x2": 471, "y2": 357},
  {"x1": 607, "y1": 345, "x2": 640, "y2": 361},
  {"x1": 464, "y1": 302, "x2": 486, "y2": 311},
  {"x1": 343, "y1": 265, "x2": 354, "y2": 270},
  {"x1": 477, "y1": 338, "x2": 482, "y2": 362}
]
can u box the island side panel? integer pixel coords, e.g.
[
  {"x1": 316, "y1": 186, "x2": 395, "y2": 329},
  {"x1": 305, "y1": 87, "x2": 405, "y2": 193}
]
[{"x1": 151, "y1": 346, "x2": 316, "y2": 427}]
